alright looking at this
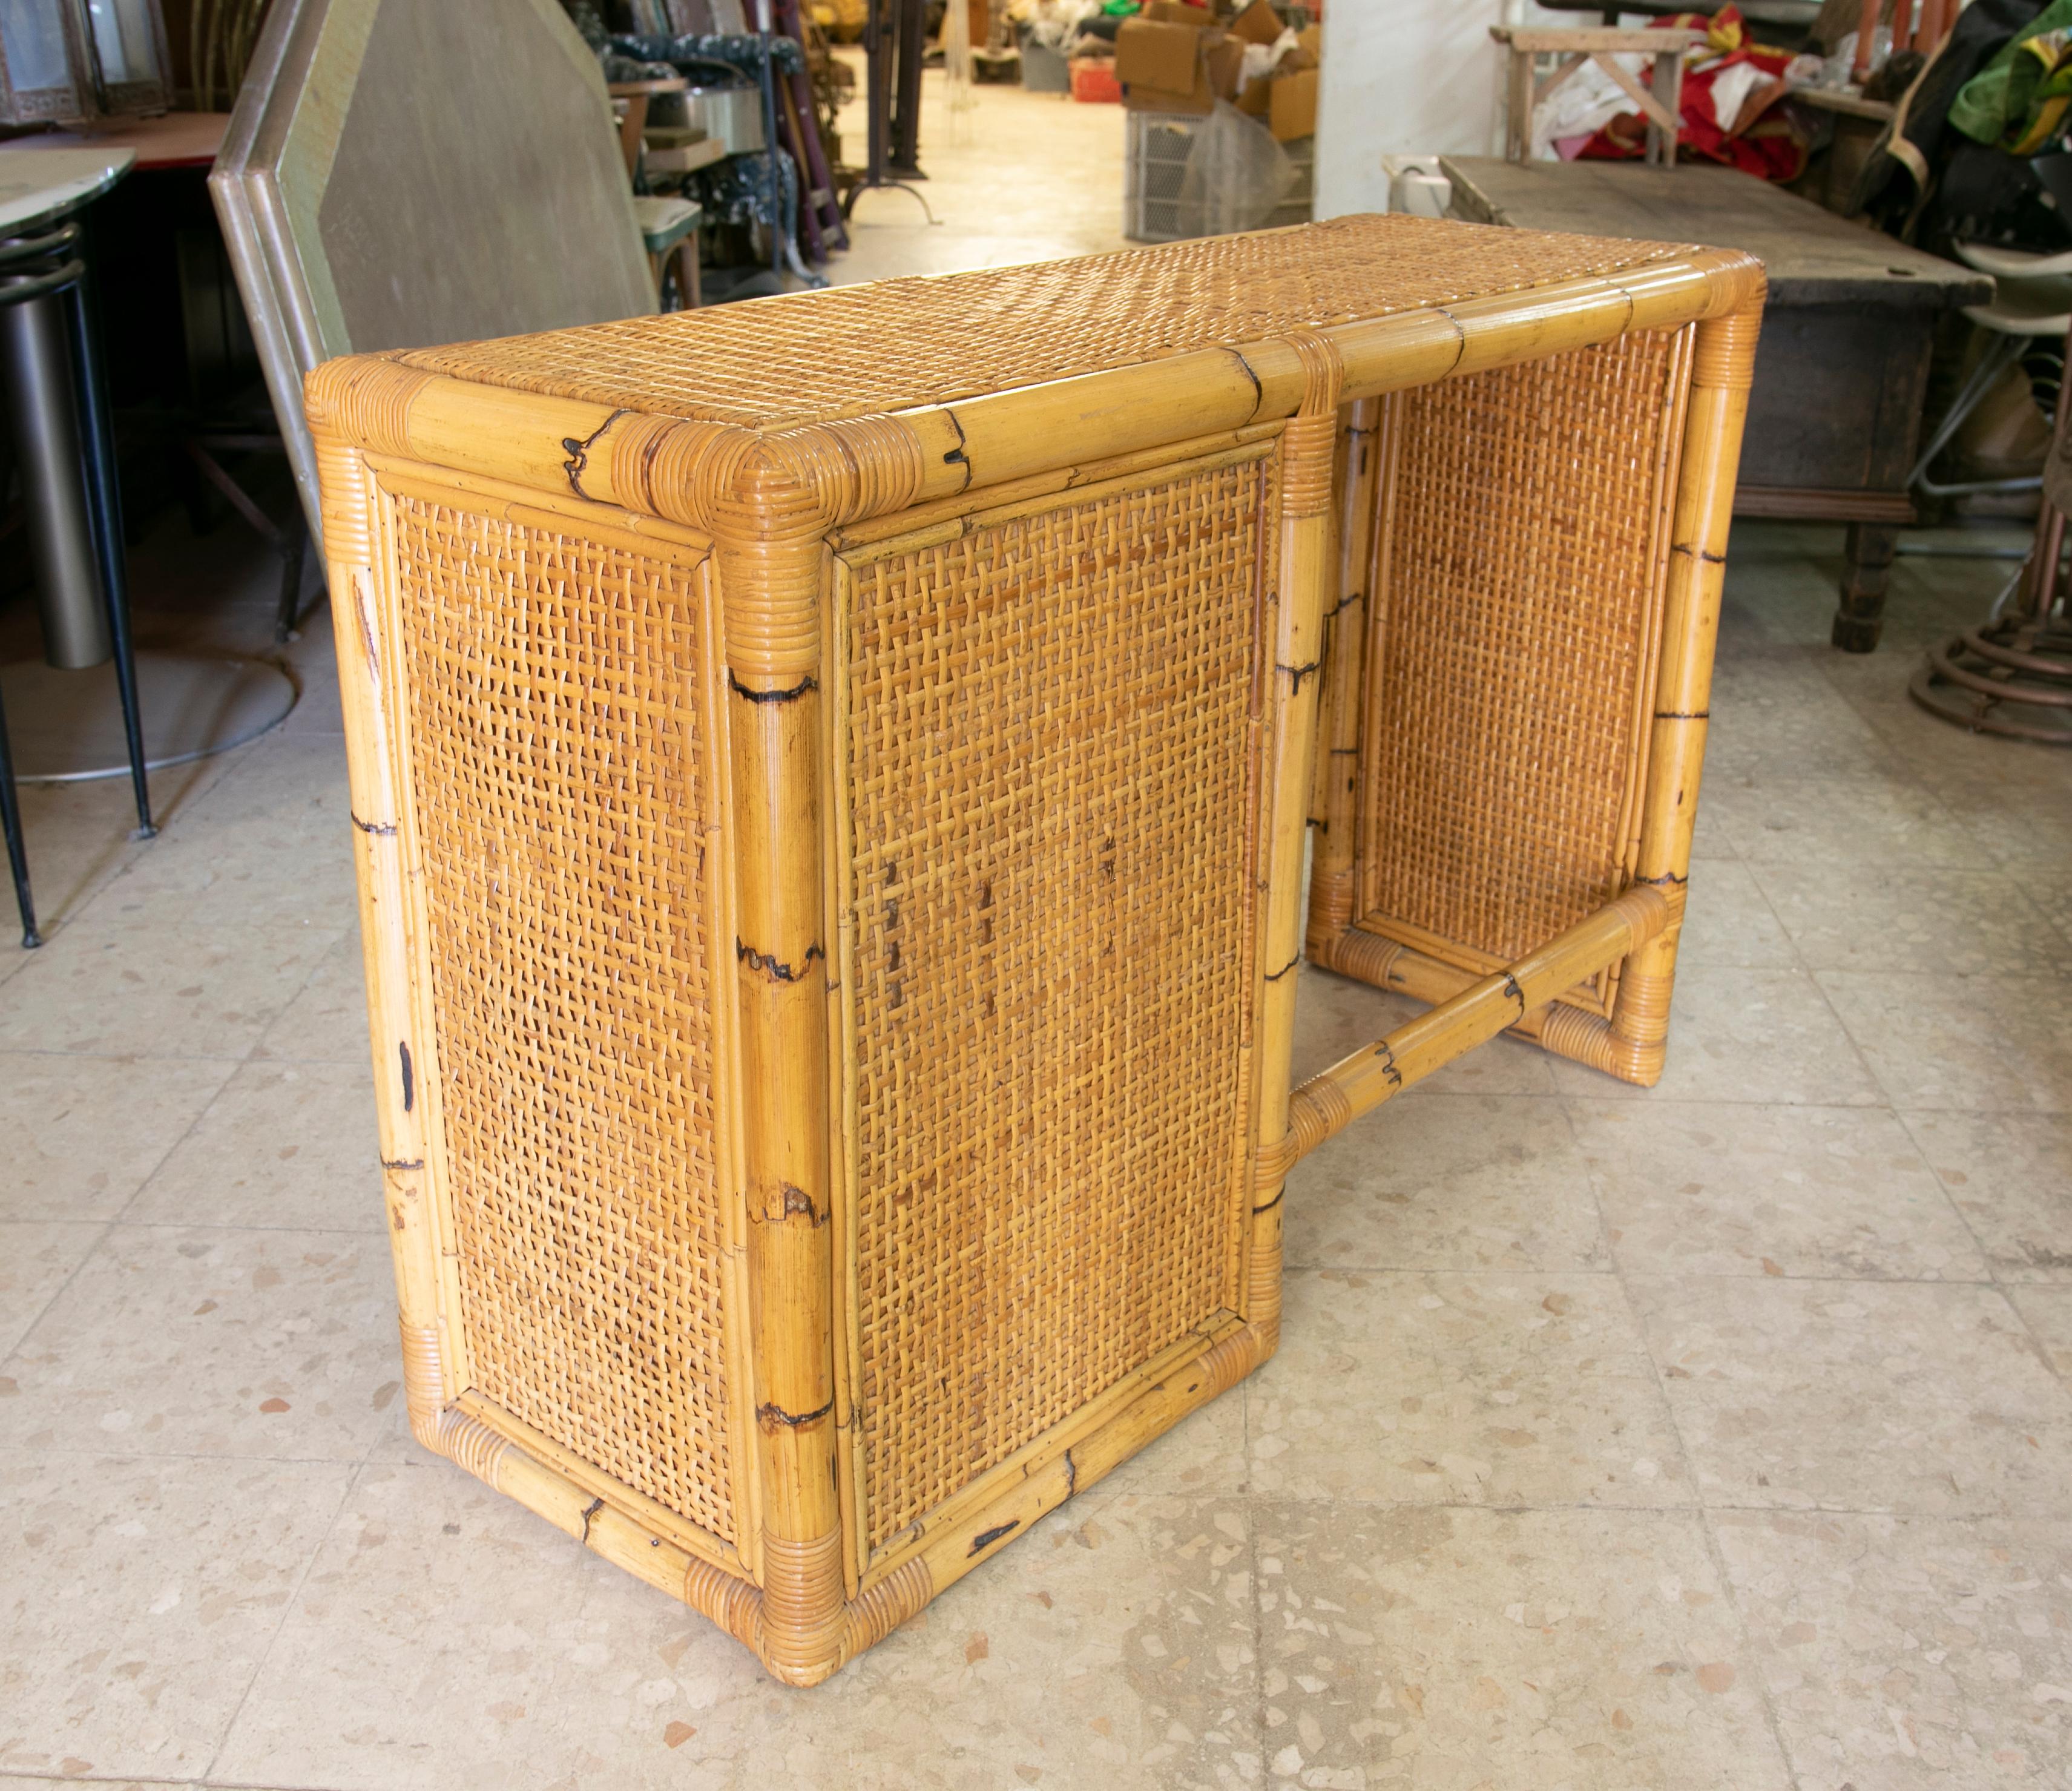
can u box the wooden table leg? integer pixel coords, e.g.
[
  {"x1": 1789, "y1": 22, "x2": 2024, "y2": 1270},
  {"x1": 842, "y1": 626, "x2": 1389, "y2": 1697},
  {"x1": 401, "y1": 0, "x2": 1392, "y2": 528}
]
[
  {"x1": 617, "y1": 94, "x2": 650, "y2": 182},
  {"x1": 1505, "y1": 49, "x2": 1532, "y2": 163},
  {"x1": 1834, "y1": 521, "x2": 1896, "y2": 652},
  {"x1": 1647, "y1": 48, "x2": 1683, "y2": 166}
]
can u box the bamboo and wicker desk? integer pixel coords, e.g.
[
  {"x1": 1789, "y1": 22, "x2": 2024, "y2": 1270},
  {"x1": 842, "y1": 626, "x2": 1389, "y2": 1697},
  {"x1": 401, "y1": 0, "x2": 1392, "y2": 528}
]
[{"x1": 309, "y1": 214, "x2": 1762, "y2": 1684}]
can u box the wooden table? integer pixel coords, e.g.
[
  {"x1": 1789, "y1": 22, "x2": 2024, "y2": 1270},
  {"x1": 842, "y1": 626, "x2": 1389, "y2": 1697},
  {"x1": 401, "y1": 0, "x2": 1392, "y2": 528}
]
[
  {"x1": 1444, "y1": 156, "x2": 1993, "y2": 651},
  {"x1": 3, "y1": 111, "x2": 229, "y2": 171}
]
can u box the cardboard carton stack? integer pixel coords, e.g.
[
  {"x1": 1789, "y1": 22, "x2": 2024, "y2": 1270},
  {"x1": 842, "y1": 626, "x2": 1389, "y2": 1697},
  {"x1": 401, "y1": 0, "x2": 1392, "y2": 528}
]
[{"x1": 1113, "y1": 1, "x2": 1318, "y2": 142}]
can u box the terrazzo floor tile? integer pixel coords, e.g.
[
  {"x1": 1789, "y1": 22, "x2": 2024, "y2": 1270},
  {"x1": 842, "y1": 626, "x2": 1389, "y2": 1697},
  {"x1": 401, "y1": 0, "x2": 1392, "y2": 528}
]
[
  {"x1": 126, "y1": 1060, "x2": 383, "y2": 1233},
  {"x1": 1714, "y1": 1510, "x2": 2072, "y2": 1791},
  {"x1": 1703, "y1": 650, "x2": 1892, "y2": 783},
  {"x1": 1703, "y1": 767, "x2": 1977, "y2": 868},
  {"x1": 93, "y1": 734, "x2": 357, "y2": 934},
  {"x1": 1571, "y1": 1100, "x2": 1985, "y2": 1280},
  {"x1": 1250, "y1": 1270, "x2": 1691, "y2": 1507},
  {"x1": 1933, "y1": 766, "x2": 2072, "y2": 872},
  {"x1": 250, "y1": 927, "x2": 373, "y2": 1068},
  {"x1": 1672, "y1": 859, "x2": 1800, "y2": 969},
  {"x1": 1548, "y1": 963, "x2": 1882, "y2": 1106},
  {"x1": 1253, "y1": 1503, "x2": 1791, "y2": 1790},
  {"x1": 0, "y1": 917, "x2": 345, "y2": 1059},
  {"x1": 0, "y1": 1053, "x2": 235, "y2": 1222},
  {"x1": 1817, "y1": 971, "x2": 2072, "y2": 1114},
  {"x1": 1749, "y1": 861, "x2": 2064, "y2": 976},
  {"x1": 1629, "y1": 1277, "x2": 2072, "y2": 1516},
  {"x1": 1283, "y1": 1092, "x2": 1607, "y2": 1273},
  {"x1": 0, "y1": 1221, "x2": 102, "y2": 1360},
  {"x1": 0, "y1": 1451, "x2": 354, "y2": 1781},
  {"x1": 215, "y1": 1453, "x2": 1260, "y2": 1791},
  {"x1": 7, "y1": 754, "x2": 238, "y2": 942},
  {"x1": 1903, "y1": 1111, "x2": 2072, "y2": 1283},
  {"x1": 0, "y1": 1225, "x2": 400, "y2": 1463},
  {"x1": 2009, "y1": 1287, "x2": 2072, "y2": 1379}
]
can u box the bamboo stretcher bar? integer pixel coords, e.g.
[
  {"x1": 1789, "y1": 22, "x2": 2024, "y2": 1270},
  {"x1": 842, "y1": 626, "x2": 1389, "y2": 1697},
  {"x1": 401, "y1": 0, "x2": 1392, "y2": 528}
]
[{"x1": 1285, "y1": 886, "x2": 1671, "y2": 1164}]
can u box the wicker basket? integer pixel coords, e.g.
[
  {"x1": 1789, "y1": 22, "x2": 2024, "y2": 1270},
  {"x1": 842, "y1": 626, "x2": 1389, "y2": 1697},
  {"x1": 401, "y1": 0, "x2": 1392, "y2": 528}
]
[{"x1": 309, "y1": 215, "x2": 1762, "y2": 1684}]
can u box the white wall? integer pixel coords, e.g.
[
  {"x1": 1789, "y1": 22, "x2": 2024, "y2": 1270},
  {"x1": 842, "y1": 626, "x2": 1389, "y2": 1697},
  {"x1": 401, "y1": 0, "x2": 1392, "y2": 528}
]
[{"x1": 1315, "y1": 0, "x2": 1567, "y2": 218}]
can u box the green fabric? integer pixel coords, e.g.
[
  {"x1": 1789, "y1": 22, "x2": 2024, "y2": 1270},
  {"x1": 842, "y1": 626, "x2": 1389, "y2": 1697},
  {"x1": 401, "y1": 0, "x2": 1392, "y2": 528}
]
[{"x1": 1951, "y1": 0, "x2": 2072, "y2": 145}]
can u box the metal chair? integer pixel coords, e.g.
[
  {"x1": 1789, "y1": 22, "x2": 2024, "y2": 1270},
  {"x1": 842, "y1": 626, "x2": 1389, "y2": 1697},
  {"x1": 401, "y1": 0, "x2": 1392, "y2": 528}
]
[{"x1": 1908, "y1": 242, "x2": 2072, "y2": 501}]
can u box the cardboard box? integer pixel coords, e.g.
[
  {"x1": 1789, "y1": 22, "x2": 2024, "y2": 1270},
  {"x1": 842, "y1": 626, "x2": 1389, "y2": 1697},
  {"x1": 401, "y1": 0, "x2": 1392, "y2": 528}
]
[
  {"x1": 1269, "y1": 65, "x2": 1317, "y2": 142},
  {"x1": 1236, "y1": 74, "x2": 1271, "y2": 118},
  {"x1": 1145, "y1": 0, "x2": 1210, "y2": 25},
  {"x1": 1229, "y1": 0, "x2": 1283, "y2": 48},
  {"x1": 1205, "y1": 34, "x2": 1246, "y2": 101},
  {"x1": 1116, "y1": 18, "x2": 1206, "y2": 94},
  {"x1": 1297, "y1": 22, "x2": 1321, "y2": 59}
]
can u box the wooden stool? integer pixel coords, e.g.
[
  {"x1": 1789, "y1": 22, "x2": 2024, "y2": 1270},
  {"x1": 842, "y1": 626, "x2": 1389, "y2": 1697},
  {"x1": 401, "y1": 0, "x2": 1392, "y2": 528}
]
[
  {"x1": 633, "y1": 192, "x2": 703, "y2": 311},
  {"x1": 1490, "y1": 25, "x2": 1702, "y2": 167},
  {"x1": 608, "y1": 77, "x2": 688, "y2": 180}
]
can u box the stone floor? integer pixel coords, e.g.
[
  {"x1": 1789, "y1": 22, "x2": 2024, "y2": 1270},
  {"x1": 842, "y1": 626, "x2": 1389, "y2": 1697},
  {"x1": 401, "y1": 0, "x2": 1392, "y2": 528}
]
[{"x1": 4, "y1": 70, "x2": 2072, "y2": 1791}]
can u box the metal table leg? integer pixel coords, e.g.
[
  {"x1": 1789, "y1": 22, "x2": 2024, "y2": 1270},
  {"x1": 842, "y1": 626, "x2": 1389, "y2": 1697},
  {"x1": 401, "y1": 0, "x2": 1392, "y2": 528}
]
[
  {"x1": 0, "y1": 676, "x2": 38, "y2": 948},
  {"x1": 63, "y1": 234, "x2": 154, "y2": 836},
  {"x1": 0, "y1": 237, "x2": 111, "y2": 670},
  {"x1": 0, "y1": 219, "x2": 155, "y2": 844}
]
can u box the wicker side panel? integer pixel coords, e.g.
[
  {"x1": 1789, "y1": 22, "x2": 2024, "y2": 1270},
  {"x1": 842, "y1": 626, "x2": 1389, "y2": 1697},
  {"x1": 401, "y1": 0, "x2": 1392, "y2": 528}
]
[
  {"x1": 841, "y1": 459, "x2": 1269, "y2": 1551},
  {"x1": 1356, "y1": 330, "x2": 1688, "y2": 982},
  {"x1": 386, "y1": 490, "x2": 734, "y2": 1545}
]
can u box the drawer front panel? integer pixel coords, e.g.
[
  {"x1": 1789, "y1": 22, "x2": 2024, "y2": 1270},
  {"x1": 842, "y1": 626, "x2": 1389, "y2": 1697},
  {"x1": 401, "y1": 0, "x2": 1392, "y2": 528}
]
[
  {"x1": 1358, "y1": 329, "x2": 1691, "y2": 991},
  {"x1": 387, "y1": 489, "x2": 736, "y2": 1545},
  {"x1": 839, "y1": 455, "x2": 1272, "y2": 1551}
]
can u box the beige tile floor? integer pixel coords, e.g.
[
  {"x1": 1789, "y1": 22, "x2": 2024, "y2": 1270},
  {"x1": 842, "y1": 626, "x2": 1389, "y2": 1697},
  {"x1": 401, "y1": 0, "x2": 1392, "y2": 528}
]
[{"x1": 5, "y1": 70, "x2": 2072, "y2": 1791}]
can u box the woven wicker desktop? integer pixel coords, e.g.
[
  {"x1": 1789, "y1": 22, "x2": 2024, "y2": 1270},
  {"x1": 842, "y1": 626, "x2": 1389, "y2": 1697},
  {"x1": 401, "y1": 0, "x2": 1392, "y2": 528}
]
[{"x1": 309, "y1": 214, "x2": 1763, "y2": 1685}]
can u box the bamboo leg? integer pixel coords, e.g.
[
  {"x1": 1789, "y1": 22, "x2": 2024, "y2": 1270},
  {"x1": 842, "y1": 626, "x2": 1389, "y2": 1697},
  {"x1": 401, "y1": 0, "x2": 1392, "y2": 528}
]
[
  {"x1": 718, "y1": 525, "x2": 846, "y2": 1686},
  {"x1": 1245, "y1": 335, "x2": 1344, "y2": 1348},
  {"x1": 1306, "y1": 396, "x2": 1381, "y2": 954},
  {"x1": 1577, "y1": 303, "x2": 1762, "y2": 1085},
  {"x1": 311, "y1": 424, "x2": 452, "y2": 1442}
]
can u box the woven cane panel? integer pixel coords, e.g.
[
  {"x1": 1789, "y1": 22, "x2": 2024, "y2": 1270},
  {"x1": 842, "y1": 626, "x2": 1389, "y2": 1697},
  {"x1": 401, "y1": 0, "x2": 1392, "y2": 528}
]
[
  {"x1": 1359, "y1": 332, "x2": 1682, "y2": 968},
  {"x1": 387, "y1": 491, "x2": 734, "y2": 1543},
  {"x1": 844, "y1": 461, "x2": 1266, "y2": 1549},
  {"x1": 393, "y1": 214, "x2": 1692, "y2": 428}
]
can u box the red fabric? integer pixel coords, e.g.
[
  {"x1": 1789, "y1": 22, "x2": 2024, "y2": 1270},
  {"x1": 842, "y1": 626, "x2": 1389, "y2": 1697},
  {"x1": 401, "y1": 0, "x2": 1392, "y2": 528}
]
[{"x1": 1577, "y1": 5, "x2": 1809, "y2": 181}]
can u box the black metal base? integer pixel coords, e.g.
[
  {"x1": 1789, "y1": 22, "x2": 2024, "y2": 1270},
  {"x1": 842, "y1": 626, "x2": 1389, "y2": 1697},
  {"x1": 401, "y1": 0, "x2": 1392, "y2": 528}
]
[{"x1": 841, "y1": 176, "x2": 939, "y2": 223}]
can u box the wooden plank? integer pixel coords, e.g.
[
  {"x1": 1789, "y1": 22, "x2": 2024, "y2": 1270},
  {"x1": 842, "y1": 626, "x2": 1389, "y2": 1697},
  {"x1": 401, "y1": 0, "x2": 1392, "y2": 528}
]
[
  {"x1": 1492, "y1": 25, "x2": 1704, "y2": 51},
  {"x1": 1441, "y1": 155, "x2": 1991, "y2": 307}
]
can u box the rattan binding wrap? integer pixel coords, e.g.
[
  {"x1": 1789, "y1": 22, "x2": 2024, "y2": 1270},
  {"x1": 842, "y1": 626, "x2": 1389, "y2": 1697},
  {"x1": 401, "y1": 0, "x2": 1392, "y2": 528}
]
[{"x1": 311, "y1": 218, "x2": 1763, "y2": 1685}]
